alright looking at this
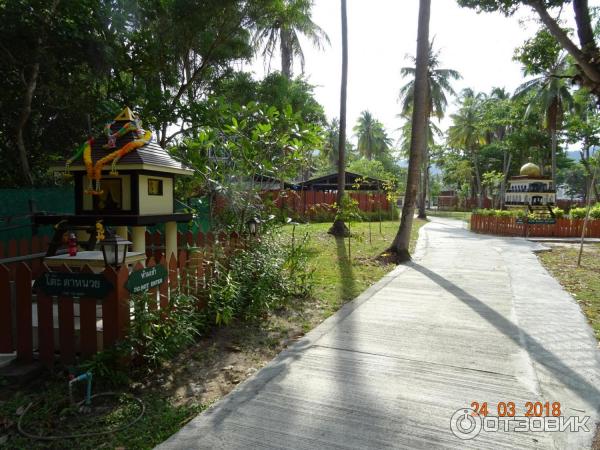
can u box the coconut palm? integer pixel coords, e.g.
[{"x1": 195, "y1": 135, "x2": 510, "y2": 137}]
[
  {"x1": 253, "y1": 0, "x2": 330, "y2": 79},
  {"x1": 398, "y1": 42, "x2": 461, "y2": 121},
  {"x1": 387, "y1": 0, "x2": 432, "y2": 260},
  {"x1": 399, "y1": 43, "x2": 460, "y2": 218},
  {"x1": 448, "y1": 95, "x2": 487, "y2": 207},
  {"x1": 329, "y1": 0, "x2": 348, "y2": 237},
  {"x1": 514, "y1": 54, "x2": 574, "y2": 187},
  {"x1": 353, "y1": 111, "x2": 392, "y2": 161}
]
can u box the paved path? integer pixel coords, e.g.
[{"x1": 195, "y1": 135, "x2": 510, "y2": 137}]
[{"x1": 158, "y1": 218, "x2": 600, "y2": 449}]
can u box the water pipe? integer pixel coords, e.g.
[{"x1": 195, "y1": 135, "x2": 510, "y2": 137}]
[{"x1": 68, "y1": 372, "x2": 92, "y2": 406}]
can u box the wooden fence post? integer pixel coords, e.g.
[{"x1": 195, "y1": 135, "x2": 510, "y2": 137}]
[
  {"x1": 79, "y1": 265, "x2": 98, "y2": 358},
  {"x1": 102, "y1": 265, "x2": 130, "y2": 349},
  {"x1": 158, "y1": 256, "x2": 169, "y2": 312},
  {"x1": 36, "y1": 264, "x2": 54, "y2": 367},
  {"x1": 57, "y1": 264, "x2": 75, "y2": 365},
  {"x1": 15, "y1": 262, "x2": 32, "y2": 362},
  {"x1": 0, "y1": 265, "x2": 12, "y2": 353}
]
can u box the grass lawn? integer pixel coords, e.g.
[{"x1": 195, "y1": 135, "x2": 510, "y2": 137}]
[
  {"x1": 0, "y1": 219, "x2": 427, "y2": 449},
  {"x1": 426, "y1": 210, "x2": 472, "y2": 222},
  {"x1": 538, "y1": 244, "x2": 600, "y2": 339},
  {"x1": 286, "y1": 219, "x2": 427, "y2": 320}
]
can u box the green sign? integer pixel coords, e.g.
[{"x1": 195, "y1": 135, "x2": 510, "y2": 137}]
[
  {"x1": 126, "y1": 264, "x2": 168, "y2": 294},
  {"x1": 34, "y1": 272, "x2": 113, "y2": 299},
  {"x1": 517, "y1": 218, "x2": 557, "y2": 224}
]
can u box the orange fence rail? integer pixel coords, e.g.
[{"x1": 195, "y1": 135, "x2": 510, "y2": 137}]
[
  {"x1": 0, "y1": 231, "x2": 242, "y2": 367},
  {"x1": 470, "y1": 214, "x2": 600, "y2": 238}
]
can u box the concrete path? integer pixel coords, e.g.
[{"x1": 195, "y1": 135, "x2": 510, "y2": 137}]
[{"x1": 157, "y1": 218, "x2": 600, "y2": 449}]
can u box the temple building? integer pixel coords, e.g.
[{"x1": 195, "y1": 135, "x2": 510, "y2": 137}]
[{"x1": 504, "y1": 160, "x2": 556, "y2": 211}]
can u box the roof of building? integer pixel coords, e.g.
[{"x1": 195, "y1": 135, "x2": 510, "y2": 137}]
[{"x1": 299, "y1": 171, "x2": 388, "y2": 191}]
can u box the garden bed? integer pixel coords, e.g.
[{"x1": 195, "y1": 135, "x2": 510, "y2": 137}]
[{"x1": 0, "y1": 219, "x2": 425, "y2": 449}]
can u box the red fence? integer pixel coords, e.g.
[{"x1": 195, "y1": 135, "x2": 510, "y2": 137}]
[
  {"x1": 470, "y1": 214, "x2": 600, "y2": 237},
  {"x1": 261, "y1": 190, "x2": 390, "y2": 215},
  {"x1": 0, "y1": 231, "x2": 241, "y2": 367}
]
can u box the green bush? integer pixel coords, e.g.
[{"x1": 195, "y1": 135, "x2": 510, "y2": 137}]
[
  {"x1": 552, "y1": 207, "x2": 565, "y2": 218},
  {"x1": 591, "y1": 204, "x2": 600, "y2": 219},
  {"x1": 206, "y1": 229, "x2": 313, "y2": 324},
  {"x1": 570, "y1": 207, "x2": 588, "y2": 219},
  {"x1": 125, "y1": 291, "x2": 204, "y2": 368}
]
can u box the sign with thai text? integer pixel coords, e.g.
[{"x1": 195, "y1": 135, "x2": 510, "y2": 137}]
[
  {"x1": 34, "y1": 272, "x2": 113, "y2": 299},
  {"x1": 125, "y1": 264, "x2": 168, "y2": 294}
]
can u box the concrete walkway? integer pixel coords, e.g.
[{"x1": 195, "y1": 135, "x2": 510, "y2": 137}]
[{"x1": 157, "y1": 218, "x2": 600, "y2": 449}]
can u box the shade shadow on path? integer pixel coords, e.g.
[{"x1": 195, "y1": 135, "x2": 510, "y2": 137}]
[{"x1": 409, "y1": 261, "x2": 600, "y2": 406}]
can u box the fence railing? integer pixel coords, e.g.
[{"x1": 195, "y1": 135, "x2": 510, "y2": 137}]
[
  {"x1": 0, "y1": 231, "x2": 242, "y2": 367},
  {"x1": 259, "y1": 190, "x2": 391, "y2": 216},
  {"x1": 470, "y1": 214, "x2": 600, "y2": 237}
]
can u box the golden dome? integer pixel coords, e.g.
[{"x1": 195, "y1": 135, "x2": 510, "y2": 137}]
[{"x1": 520, "y1": 161, "x2": 541, "y2": 177}]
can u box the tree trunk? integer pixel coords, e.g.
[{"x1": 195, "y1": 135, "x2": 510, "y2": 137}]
[
  {"x1": 418, "y1": 146, "x2": 429, "y2": 218},
  {"x1": 473, "y1": 153, "x2": 483, "y2": 208},
  {"x1": 387, "y1": 0, "x2": 431, "y2": 260},
  {"x1": 280, "y1": 28, "x2": 293, "y2": 79},
  {"x1": 499, "y1": 152, "x2": 512, "y2": 209},
  {"x1": 329, "y1": 0, "x2": 349, "y2": 237},
  {"x1": 551, "y1": 128, "x2": 558, "y2": 189},
  {"x1": 16, "y1": 63, "x2": 39, "y2": 186}
]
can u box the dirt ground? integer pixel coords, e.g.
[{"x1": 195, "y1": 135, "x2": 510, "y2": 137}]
[{"x1": 139, "y1": 298, "x2": 327, "y2": 408}]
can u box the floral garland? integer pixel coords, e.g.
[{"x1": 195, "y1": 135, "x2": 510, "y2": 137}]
[
  {"x1": 64, "y1": 116, "x2": 152, "y2": 195},
  {"x1": 103, "y1": 119, "x2": 142, "y2": 149}
]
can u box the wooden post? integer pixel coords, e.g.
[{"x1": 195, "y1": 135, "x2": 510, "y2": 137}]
[
  {"x1": 57, "y1": 264, "x2": 75, "y2": 365},
  {"x1": 0, "y1": 265, "x2": 12, "y2": 353},
  {"x1": 131, "y1": 226, "x2": 146, "y2": 266},
  {"x1": 15, "y1": 263, "x2": 33, "y2": 362},
  {"x1": 165, "y1": 221, "x2": 178, "y2": 262},
  {"x1": 79, "y1": 265, "x2": 98, "y2": 358},
  {"x1": 102, "y1": 265, "x2": 130, "y2": 349},
  {"x1": 36, "y1": 264, "x2": 54, "y2": 367},
  {"x1": 158, "y1": 256, "x2": 169, "y2": 312}
]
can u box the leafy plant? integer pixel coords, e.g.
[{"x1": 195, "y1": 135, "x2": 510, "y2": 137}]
[{"x1": 124, "y1": 291, "x2": 203, "y2": 368}]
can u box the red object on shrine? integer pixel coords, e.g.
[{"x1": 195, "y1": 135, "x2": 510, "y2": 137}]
[{"x1": 68, "y1": 233, "x2": 77, "y2": 256}]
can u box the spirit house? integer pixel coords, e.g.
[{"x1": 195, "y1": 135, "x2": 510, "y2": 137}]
[{"x1": 34, "y1": 107, "x2": 193, "y2": 262}]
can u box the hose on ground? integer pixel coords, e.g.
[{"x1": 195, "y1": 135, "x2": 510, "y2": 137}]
[{"x1": 17, "y1": 392, "x2": 145, "y2": 441}]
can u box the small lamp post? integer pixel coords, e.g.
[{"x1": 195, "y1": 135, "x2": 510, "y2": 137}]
[
  {"x1": 100, "y1": 234, "x2": 132, "y2": 268},
  {"x1": 245, "y1": 217, "x2": 260, "y2": 237}
]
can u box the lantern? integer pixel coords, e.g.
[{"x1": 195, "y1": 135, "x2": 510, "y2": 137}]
[{"x1": 100, "y1": 234, "x2": 132, "y2": 268}]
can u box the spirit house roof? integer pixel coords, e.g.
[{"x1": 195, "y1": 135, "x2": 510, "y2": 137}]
[{"x1": 55, "y1": 107, "x2": 192, "y2": 176}]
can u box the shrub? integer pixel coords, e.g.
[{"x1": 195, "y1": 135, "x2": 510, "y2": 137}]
[
  {"x1": 125, "y1": 291, "x2": 204, "y2": 368},
  {"x1": 552, "y1": 207, "x2": 565, "y2": 218},
  {"x1": 570, "y1": 207, "x2": 587, "y2": 219},
  {"x1": 590, "y1": 204, "x2": 600, "y2": 219},
  {"x1": 206, "y1": 230, "x2": 313, "y2": 324}
]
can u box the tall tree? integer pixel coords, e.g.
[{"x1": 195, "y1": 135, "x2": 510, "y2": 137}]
[
  {"x1": 448, "y1": 93, "x2": 487, "y2": 207},
  {"x1": 253, "y1": 0, "x2": 329, "y2": 78},
  {"x1": 387, "y1": 0, "x2": 431, "y2": 261},
  {"x1": 457, "y1": 0, "x2": 600, "y2": 100},
  {"x1": 353, "y1": 111, "x2": 392, "y2": 161},
  {"x1": 329, "y1": 0, "x2": 349, "y2": 236},
  {"x1": 399, "y1": 43, "x2": 460, "y2": 218},
  {"x1": 514, "y1": 54, "x2": 574, "y2": 187}
]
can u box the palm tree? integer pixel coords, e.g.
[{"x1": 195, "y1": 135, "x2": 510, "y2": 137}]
[
  {"x1": 398, "y1": 42, "x2": 461, "y2": 120},
  {"x1": 254, "y1": 0, "x2": 330, "y2": 79},
  {"x1": 448, "y1": 95, "x2": 487, "y2": 207},
  {"x1": 514, "y1": 54, "x2": 574, "y2": 187},
  {"x1": 329, "y1": 0, "x2": 348, "y2": 237},
  {"x1": 399, "y1": 43, "x2": 460, "y2": 218},
  {"x1": 353, "y1": 111, "x2": 392, "y2": 160},
  {"x1": 387, "y1": 0, "x2": 431, "y2": 261}
]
